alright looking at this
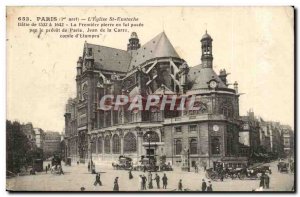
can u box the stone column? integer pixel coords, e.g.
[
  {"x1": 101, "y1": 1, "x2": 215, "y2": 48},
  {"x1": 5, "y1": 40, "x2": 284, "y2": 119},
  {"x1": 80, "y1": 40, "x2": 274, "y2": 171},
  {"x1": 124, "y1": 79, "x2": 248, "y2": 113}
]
[
  {"x1": 117, "y1": 128, "x2": 124, "y2": 155},
  {"x1": 101, "y1": 133, "x2": 105, "y2": 160},
  {"x1": 136, "y1": 127, "x2": 143, "y2": 157}
]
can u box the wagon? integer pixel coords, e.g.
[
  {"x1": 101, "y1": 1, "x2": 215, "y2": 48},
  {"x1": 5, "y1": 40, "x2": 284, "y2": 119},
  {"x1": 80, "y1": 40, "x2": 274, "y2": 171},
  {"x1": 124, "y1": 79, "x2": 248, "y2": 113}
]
[
  {"x1": 277, "y1": 162, "x2": 289, "y2": 173},
  {"x1": 113, "y1": 156, "x2": 133, "y2": 170},
  {"x1": 205, "y1": 168, "x2": 224, "y2": 181}
]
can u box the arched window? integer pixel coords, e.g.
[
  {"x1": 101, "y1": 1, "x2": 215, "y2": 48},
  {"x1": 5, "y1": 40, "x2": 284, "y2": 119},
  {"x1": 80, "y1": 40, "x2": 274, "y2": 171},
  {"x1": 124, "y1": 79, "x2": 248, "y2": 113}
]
[
  {"x1": 97, "y1": 137, "x2": 103, "y2": 154},
  {"x1": 211, "y1": 137, "x2": 220, "y2": 155},
  {"x1": 112, "y1": 134, "x2": 120, "y2": 154},
  {"x1": 189, "y1": 139, "x2": 198, "y2": 154},
  {"x1": 123, "y1": 132, "x2": 137, "y2": 153},
  {"x1": 174, "y1": 139, "x2": 182, "y2": 155},
  {"x1": 143, "y1": 131, "x2": 159, "y2": 142},
  {"x1": 131, "y1": 109, "x2": 139, "y2": 122},
  {"x1": 104, "y1": 135, "x2": 110, "y2": 154},
  {"x1": 220, "y1": 102, "x2": 233, "y2": 118}
]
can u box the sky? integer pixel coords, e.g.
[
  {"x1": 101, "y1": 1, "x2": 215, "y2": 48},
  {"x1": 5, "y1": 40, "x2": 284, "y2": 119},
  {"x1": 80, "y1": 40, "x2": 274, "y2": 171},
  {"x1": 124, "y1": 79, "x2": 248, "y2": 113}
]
[{"x1": 6, "y1": 7, "x2": 294, "y2": 131}]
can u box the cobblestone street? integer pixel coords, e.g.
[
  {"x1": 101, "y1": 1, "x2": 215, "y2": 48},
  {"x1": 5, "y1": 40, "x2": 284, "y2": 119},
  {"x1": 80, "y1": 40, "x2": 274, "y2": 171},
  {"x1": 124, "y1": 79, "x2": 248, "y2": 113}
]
[{"x1": 6, "y1": 160, "x2": 294, "y2": 192}]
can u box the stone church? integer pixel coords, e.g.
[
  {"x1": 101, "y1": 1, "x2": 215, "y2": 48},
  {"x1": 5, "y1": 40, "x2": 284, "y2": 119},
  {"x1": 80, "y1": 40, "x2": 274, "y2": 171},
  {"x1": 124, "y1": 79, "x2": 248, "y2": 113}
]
[{"x1": 64, "y1": 31, "x2": 246, "y2": 168}]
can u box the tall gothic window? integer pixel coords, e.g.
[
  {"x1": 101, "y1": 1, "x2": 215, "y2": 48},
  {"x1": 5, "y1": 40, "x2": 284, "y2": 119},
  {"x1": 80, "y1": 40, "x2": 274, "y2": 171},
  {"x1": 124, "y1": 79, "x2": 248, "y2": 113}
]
[
  {"x1": 91, "y1": 139, "x2": 96, "y2": 153},
  {"x1": 105, "y1": 111, "x2": 111, "y2": 127},
  {"x1": 211, "y1": 137, "x2": 221, "y2": 155},
  {"x1": 143, "y1": 131, "x2": 159, "y2": 142},
  {"x1": 150, "y1": 107, "x2": 161, "y2": 121},
  {"x1": 97, "y1": 137, "x2": 103, "y2": 154},
  {"x1": 112, "y1": 134, "x2": 120, "y2": 154},
  {"x1": 189, "y1": 138, "x2": 198, "y2": 154},
  {"x1": 220, "y1": 102, "x2": 233, "y2": 118},
  {"x1": 82, "y1": 84, "x2": 88, "y2": 101},
  {"x1": 123, "y1": 132, "x2": 137, "y2": 153},
  {"x1": 174, "y1": 139, "x2": 182, "y2": 155},
  {"x1": 104, "y1": 135, "x2": 110, "y2": 154}
]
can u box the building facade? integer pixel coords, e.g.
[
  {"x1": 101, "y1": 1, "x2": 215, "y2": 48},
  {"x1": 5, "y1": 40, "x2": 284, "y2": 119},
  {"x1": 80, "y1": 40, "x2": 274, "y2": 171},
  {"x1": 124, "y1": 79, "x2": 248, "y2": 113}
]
[
  {"x1": 43, "y1": 131, "x2": 61, "y2": 156},
  {"x1": 21, "y1": 123, "x2": 36, "y2": 150},
  {"x1": 34, "y1": 128, "x2": 45, "y2": 149},
  {"x1": 64, "y1": 31, "x2": 247, "y2": 167}
]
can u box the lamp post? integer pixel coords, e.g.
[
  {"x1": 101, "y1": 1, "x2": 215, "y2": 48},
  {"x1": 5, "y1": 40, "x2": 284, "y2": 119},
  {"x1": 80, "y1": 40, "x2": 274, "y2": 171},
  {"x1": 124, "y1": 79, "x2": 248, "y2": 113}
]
[
  {"x1": 90, "y1": 140, "x2": 93, "y2": 172},
  {"x1": 147, "y1": 133, "x2": 151, "y2": 165},
  {"x1": 187, "y1": 148, "x2": 190, "y2": 172}
]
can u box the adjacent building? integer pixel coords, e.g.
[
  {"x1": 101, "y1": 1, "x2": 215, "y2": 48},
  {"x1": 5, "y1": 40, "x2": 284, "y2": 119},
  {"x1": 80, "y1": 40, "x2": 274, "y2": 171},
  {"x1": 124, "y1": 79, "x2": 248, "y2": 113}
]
[
  {"x1": 34, "y1": 128, "x2": 45, "y2": 149},
  {"x1": 64, "y1": 31, "x2": 247, "y2": 168},
  {"x1": 43, "y1": 131, "x2": 61, "y2": 156},
  {"x1": 281, "y1": 125, "x2": 294, "y2": 157},
  {"x1": 238, "y1": 110, "x2": 261, "y2": 157},
  {"x1": 21, "y1": 123, "x2": 36, "y2": 150}
]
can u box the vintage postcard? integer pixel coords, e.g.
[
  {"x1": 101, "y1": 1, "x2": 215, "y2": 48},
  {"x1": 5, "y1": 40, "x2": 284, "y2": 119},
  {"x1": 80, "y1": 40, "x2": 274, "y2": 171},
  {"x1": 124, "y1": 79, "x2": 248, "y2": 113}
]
[{"x1": 6, "y1": 7, "x2": 295, "y2": 192}]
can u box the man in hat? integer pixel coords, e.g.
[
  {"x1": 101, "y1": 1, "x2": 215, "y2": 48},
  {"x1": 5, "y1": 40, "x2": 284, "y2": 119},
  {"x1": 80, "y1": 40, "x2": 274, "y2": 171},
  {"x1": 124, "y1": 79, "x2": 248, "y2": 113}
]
[
  {"x1": 94, "y1": 173, "x2": 102, "y2": 186},
  {"x1": 162, "y1": 173, "x2": 168, "y2": 189},
  {"x1": 178, "y1": 179, "x2": 183, "y2": 191},
  {"x1": 155, "y1": 173, "x2": 160, "y2": 189}
]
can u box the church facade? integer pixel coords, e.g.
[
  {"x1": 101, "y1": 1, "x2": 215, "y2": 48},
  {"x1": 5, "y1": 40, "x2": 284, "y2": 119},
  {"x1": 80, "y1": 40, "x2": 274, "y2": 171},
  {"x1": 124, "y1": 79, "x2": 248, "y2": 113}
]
[{"x1": 64, "y1": 31, "x2": 246, "y2": 168}]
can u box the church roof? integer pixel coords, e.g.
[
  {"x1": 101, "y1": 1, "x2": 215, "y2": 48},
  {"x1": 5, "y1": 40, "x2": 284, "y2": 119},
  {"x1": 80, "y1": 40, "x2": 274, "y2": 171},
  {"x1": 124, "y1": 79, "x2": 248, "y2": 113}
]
[
  {"x1": 188, "y1": 64, "x2": 227, "y2": 90},
  {"x1": 129, "y1": 32, "x2": 180, "y2": 70},
  {"x1": 85, "y1": 43, "x2": 132, "y2": 73}
]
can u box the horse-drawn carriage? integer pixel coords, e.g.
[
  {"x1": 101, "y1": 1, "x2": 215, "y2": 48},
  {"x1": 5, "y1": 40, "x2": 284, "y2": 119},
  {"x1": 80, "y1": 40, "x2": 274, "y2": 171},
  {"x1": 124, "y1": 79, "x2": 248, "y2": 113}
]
[
  {"x1": 277, "y1": 162, "x2": 289, "y2": 173},
  {"x1": 112, "y1": 156, "x2": 133, "y2": 170}
]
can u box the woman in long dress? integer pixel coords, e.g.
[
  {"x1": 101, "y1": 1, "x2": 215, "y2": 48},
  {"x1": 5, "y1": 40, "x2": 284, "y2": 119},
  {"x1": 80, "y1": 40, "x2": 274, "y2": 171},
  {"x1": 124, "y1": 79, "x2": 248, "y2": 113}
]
[
  {"x1": 113, "y1": 177, "x2": 119, "y2": 191},
  {"x1": 148, "y1": 172, "x2": 153, "y2": 189}
]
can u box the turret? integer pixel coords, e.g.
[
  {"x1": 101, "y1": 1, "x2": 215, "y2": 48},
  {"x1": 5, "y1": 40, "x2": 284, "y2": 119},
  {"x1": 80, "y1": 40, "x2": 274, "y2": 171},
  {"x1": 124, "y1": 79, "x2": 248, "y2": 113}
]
[
  {"x1": 127, "y1": 32, "x2": 141, "y2": 51},
  {"x1": 234, "y1": 81, "x2": 238, "y2": 93},
  {"x1": 201, "y1": 30, "x2": 213, "y2": 68},
  {"x1": 76, "y1": 57, "x2": 83, "y2": 76}
]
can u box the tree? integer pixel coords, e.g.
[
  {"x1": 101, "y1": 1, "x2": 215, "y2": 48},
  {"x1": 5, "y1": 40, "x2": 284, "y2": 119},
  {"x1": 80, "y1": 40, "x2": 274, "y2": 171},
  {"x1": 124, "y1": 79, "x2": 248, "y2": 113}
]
[{"x1": 6, "y1": 120, "x2": 32, "y2": 173}]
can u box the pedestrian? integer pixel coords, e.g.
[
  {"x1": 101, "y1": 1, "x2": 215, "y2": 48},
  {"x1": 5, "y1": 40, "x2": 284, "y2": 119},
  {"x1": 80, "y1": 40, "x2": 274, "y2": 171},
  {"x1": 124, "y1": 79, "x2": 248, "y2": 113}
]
[
  {"x1": 178, "y1": 179, "x2": 183, "y2": 191},
  {"x1": 94, "y1": 173, "x2": 102, "y2": 186},
  {"x1": 48, "y1": 163, "x2": 50, "y2": 169},
  {"x1": 201, "y1": 179, "x2": 207, "y2": 191},
  {"x1": 142, "y1": 175, "x2": 147, "y2": 190},
  {"x1": 265, "y1": 174, "x2": 270, "y2": 189},
  {"x1": 45, "y1": 166, "x2": 48, "y2": 174},
  {"x1": 155, "y1": 173, "x2": 160, "y2": 189},
  {"x1": 88, "y1": 162, "x2": 90, "y2": 172},
  {"x1": 207, "y1": 181, "x2": 213, "y2": 191},
  {"x1": 220, "y1": 170, "x2": 224, "y2": 181},
  {"x1": 162, "y1": 173, "x2": 168, "y2": 189},
  {"x1": 148, "y1": 172, "x2": 153, "y2": 189},
  {"x1": 259, "y1": 172, "x2": 265, "y2": 189},
  {"x1": 129, "y1": 169, "x2": 133, "y2": 179},
  {"x1": 139, "y1": 175, "x2": 143, "y2": 190},
  {"x1": 113, "y1": 177, "x2": 119, "y2": 191}
]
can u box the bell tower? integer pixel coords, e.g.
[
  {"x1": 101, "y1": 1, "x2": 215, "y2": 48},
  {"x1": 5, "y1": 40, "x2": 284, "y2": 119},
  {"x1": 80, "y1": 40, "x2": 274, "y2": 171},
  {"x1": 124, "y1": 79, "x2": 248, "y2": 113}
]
[
  {"x1": 201, "y1": 30, "x2": 213, "y2": 68},
  {"x1": 127, "y1": 32, "x2": 141, "y2": 51}
]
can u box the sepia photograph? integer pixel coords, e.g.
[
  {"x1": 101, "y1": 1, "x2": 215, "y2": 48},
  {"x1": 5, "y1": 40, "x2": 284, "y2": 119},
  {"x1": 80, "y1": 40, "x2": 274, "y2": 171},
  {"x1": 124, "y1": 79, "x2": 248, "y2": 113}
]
[{"x1": 6, "y1": 6, "x2": 295, "y2": 192}]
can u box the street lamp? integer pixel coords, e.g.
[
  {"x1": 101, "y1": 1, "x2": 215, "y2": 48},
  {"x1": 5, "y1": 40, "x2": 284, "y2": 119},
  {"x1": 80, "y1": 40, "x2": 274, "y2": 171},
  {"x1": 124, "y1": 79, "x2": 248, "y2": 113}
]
[
  {"x1": 90, "y1": 140, "x2": 93, "y2": 172},
  {"x1": 147, "y1": 133, "x2": 151, "y2": 165}
]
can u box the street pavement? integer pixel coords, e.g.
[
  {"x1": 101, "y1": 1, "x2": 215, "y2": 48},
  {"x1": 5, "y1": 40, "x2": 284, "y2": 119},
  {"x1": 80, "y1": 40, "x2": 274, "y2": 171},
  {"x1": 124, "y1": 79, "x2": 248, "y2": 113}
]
[{"x1": 6, "y1": 160, "x2": 294, "y2": 192}]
